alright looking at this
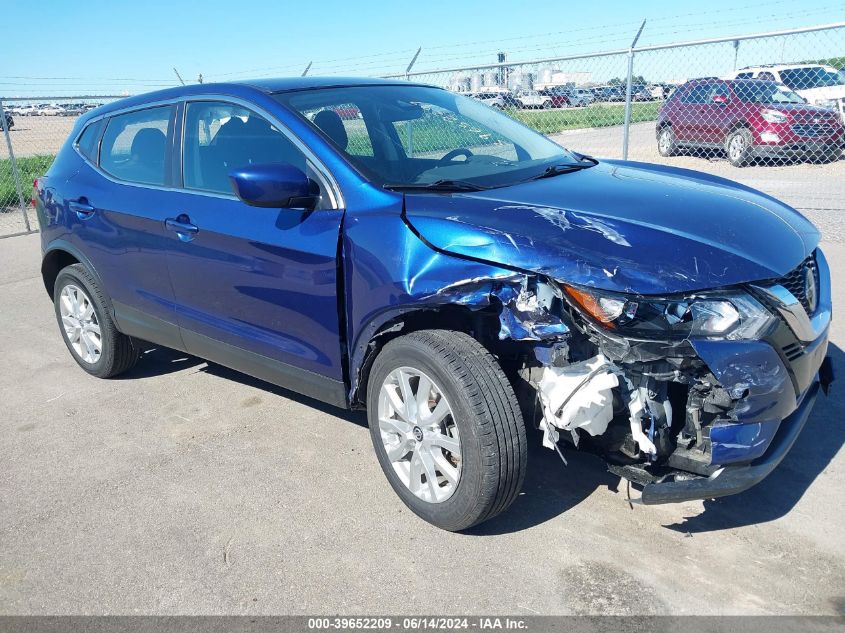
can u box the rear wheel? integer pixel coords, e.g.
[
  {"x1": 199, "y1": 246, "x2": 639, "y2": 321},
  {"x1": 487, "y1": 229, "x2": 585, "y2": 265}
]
[
  {"x1": 657, "y1": 126, "x2": 678, "y2": 157},
  {"x1": 726, "y1": 128, "x2": 754, "y2": 167},
  {"x1": 367, "y1": 330, "x2": 526, "y2": 531},
  {"x1": 54, "y1": 264, "x2": 139, "y2": 378}
]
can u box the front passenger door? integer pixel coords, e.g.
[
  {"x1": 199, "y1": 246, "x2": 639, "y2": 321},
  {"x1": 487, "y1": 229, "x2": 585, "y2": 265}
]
[{"x1": 165, "y1": 101, "x2": 347, "y2": 402}]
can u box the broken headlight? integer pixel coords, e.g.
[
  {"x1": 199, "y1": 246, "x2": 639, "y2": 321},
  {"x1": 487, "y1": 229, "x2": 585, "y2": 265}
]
[{"x1": 562, "y1": 285, "x2": 776, "y2": 340}]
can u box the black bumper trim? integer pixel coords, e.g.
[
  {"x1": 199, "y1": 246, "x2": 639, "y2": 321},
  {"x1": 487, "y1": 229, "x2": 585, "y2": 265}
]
[{"x1": 637, "y1": 381, "x2": 819, "y2": 505}]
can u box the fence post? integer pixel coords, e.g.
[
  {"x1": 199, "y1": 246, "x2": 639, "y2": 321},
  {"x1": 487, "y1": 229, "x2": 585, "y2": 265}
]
[
  {"x1": 622, "y1": 20, "x2": 646, "y2": 160},
  {"x1": 0, "y1": 99, "x2": 31, "y2": 232}
]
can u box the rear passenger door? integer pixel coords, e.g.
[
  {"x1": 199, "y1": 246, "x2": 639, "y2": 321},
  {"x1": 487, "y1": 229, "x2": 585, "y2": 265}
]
[
  {"x1": 63, "y1": 105, "x2": 184, "y2": 349},
  {"x1": 164, "y1": 100, "x2": 347, "y2": 403},
  {"x1": 674, "y1": 85, "x2": 710, "y2": 141}
]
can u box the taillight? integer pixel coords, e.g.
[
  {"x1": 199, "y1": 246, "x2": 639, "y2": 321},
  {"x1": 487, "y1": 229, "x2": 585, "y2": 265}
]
[{"x1": 31, "y1": 178, "x2": 39, "y2": 207}]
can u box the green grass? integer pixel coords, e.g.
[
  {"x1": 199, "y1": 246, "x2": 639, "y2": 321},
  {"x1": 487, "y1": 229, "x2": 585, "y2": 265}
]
[
  {"x1": 507, "y1": 102, "x2": 661, "y2": 135},
  {"x1": 0, "y1": 155, "x2": 53, "y2": 208}
]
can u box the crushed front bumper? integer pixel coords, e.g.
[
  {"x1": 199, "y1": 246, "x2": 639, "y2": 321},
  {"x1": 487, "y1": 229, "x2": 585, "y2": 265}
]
[{"x1": 637, "y1": 379, "x2": 819, "y2": 505}]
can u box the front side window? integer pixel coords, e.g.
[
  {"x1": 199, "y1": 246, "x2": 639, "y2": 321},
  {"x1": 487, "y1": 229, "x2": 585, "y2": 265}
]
[
  {"x1": 183, "y1": 101, "x2": 320, "y2": 198},
  {"x1": 100, "y1": 106, "x2": 174, "y2": 186},
  {"x1": 276, "y1": 85, "x2": 579, "y2": 190}
]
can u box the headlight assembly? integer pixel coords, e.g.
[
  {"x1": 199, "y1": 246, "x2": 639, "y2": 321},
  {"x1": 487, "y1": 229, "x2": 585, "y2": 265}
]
[
  {"x1": 761, "y1": 108, "x2": 789, "y2": 124},
  {"x1": 562, "y1": 285, "x2": 777, "y2": 341}
]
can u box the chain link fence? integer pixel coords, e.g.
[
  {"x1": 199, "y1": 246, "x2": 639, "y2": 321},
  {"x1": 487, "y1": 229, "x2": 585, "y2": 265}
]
[
  {"x1": 394, "y1": 22, "x2": 845, "y2": 221},
  {"x1": 1, "y1": 22, "x2": 843, "y2": 238}
]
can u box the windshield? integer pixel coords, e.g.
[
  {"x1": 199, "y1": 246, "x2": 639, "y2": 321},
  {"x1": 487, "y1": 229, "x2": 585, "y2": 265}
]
[
  {"x1": 734, "y1": 81, "x2": 806, "y2": 104},
  {"x1": 778, "y1": 67, "x2": 845, "y2": 90},
  {"x1": 274, "y1": 85, "x2": 580, "y2": 189}
]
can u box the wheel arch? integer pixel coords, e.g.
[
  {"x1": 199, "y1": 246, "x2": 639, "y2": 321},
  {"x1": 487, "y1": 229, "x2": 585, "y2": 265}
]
[
  {"x1": 42, "y1": 241, "x2": 109, "y2": 311},
  {"x1": 349, "y1": 304, "x2": 501, "y2": 409}
]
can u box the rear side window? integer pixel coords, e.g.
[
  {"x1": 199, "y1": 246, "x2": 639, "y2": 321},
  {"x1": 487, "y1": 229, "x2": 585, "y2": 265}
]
[
  {"x1": 100, "y1": 106, "x2": 174, "y2": 186},
  {"x1": 76, "y1": 119, "x2": 104, "y2": 163}
]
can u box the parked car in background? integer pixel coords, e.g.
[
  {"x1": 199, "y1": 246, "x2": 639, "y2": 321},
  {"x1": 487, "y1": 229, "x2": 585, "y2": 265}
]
[
  {"x1": 14, "y1": 105, "x2": 40, "y2": 116},
  {"x1": 657, "y1": 78, "x2": 843, "y2": 166},
  {"x1": 564, "y1": 88, "x2": 594, "y2": 107},
  {"x1": 514, "y1": 90, "x2": 553, "y2": 109},
  {"x1": 729, "y1": 64, "x2": 845, "y2": 124},
  {"x1": 537, "y1": 88, "x2": 571, "y2": 108},
  {"x1": 631, "y1": 83, "x2": 654, "y2": 101},
  {"x1": 36, "y1": 78, "x2": 832, "y2": 531},
  {"x1": 469, "y1": 92, "x2": 506, "y2": 109},
  {"x1": 591, "y1": 85, "x2": 625, "y2": 102},
  {"x1": 59, "y1": 104, "x2": 87, "y2": 117},
  {"x1": 38, "y1": 104, "x2": 65, "y2": 116}
]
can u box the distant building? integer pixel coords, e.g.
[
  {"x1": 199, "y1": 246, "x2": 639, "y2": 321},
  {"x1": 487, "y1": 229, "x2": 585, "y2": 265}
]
[{"x1": 534, "y1": 69, "x2": 592, "y2": 89}]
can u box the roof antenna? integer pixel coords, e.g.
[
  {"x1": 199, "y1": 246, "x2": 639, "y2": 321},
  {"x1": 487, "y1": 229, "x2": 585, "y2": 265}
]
[
  {"x1": 301, "y1": 62, "x2": 313, "y2": 77},
  {"x1": 172, "y1": 68, "x2": 186, "y2": 86}
]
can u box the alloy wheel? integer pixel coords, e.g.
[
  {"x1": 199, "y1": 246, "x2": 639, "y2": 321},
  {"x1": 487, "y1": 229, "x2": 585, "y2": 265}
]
[
  {"x1": 59, "y1": 284, "x2": 102, "y2": 364},
  {"x1": 729, "y1": 134, "x2": 746, "y2": 161},
  {"x1": 377, "y1": 367, "x2": 461, "y2": 503}
]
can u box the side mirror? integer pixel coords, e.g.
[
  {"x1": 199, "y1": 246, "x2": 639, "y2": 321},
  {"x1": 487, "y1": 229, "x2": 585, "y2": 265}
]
[
  {"x1": 711, "y1": 94, "x2": 729, "y2": 105},
  {"x1": 228, "y1": 163, "x2": 319, "y2": 209}
]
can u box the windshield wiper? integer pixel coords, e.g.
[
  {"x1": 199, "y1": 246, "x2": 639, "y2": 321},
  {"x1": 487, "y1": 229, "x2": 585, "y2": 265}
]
[
  {"x1": 526, "y1": 157, "x2": 598, "y2": 182},
  {"x1": 383, "y1": 179, "x2": 488, "y2": 192}
]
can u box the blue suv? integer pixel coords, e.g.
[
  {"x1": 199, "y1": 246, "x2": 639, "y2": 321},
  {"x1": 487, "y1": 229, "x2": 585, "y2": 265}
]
[{"x1": 36, "y1": 78, "x2": 832, "y2": 531}]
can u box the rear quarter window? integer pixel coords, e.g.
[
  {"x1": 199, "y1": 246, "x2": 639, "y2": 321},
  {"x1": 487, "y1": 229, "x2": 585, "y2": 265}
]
[
  {"x1": 76, "y1": 119, "x2": 105, "y2": 164},
  {"x1": 99, "y1": 106, "x2": 174, "y2": 186}
]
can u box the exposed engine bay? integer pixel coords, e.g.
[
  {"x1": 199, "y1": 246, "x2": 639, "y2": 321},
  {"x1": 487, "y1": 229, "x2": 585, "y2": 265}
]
[{"x1": 505, "y1": 276, "x2": 735, "y2": 488}]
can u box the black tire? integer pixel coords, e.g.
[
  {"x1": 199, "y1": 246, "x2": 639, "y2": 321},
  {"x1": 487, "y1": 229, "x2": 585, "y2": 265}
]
[
  {"x1": 657, "y1": 125, "x2": 678, "y2": 157},
  {"x1": 726, "y1": 127, "x2": 754, "y2": 167},
  {"x1": 366, "y1": 330, "x2": 527, "y2": 531},
  {"x1": 53, "y1": 263, "x2": 139, "y2": 378}
]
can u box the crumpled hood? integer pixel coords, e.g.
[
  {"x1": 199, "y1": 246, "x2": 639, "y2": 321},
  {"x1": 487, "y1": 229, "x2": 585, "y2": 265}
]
[{"x1": 403, "y1": 160, "x2": 820, "y2": 295}]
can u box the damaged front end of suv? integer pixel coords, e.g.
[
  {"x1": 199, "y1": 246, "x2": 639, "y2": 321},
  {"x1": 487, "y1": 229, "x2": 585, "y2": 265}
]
[
  {"x1": 367, "y1": 160, "x2": 834, "y2": 506},
  {"x1": 520, "y1": 259, "x2": 832, "y2": 504}
]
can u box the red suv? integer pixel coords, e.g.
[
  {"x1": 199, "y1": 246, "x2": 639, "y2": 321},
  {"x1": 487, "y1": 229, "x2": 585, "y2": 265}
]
[{"x1": 656, "y1": 78, "x2": 843, "y2": 166}]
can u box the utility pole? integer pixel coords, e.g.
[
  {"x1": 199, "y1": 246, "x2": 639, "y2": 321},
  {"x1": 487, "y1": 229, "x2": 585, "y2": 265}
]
[{"x1": 173, "y1": 68, "x2": 186, "y2": 85}]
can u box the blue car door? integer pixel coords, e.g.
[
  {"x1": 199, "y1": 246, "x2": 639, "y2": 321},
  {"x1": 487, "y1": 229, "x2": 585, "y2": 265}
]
[
  {"x1": 164, "y1": 100, "x2": 347, "y2": 405},
  {"x1": 62, "y1": 105, "x2": 184, "y2": 349}
]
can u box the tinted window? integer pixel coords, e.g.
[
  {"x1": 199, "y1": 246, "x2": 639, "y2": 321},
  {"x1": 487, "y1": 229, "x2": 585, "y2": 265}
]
[
  {"x1": 681, "y1": 85, "x2": 712, "y2": 104},
  {"x1": 77, "y1": 119, "x2": 105, "y2": 163},
  {"x1": 735, "y1": 72, "x2": 753, "y2": 79},
  {"x1": 100, "y1": 106, "x2": 173, "y2": 186},
  {"x1": 183, "y1": 101, "x2": 312, "y2": 195},
  {"x1": 779, "y1": 67, "x2": 844, "y2": 90},
  {"x1": 734, "y1": 81, "x2": 805, "y2": 104}
]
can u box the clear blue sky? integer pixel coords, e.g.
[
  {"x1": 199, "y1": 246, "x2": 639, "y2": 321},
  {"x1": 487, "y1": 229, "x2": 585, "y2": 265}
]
[{"x1": 2, "y1": 0, "x2": 843, "y2": 97}]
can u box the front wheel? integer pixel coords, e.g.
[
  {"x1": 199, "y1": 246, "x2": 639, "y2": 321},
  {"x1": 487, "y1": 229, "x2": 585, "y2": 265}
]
[
  {"x1": 657, "y1": 126, "x2": 678, "y2": 157},
  {"x1": 367, "y1": 330, "x2": 527, "y2": 531},
  {"x1": 726, "y1": 128, "x2": 754, "y2": 167}
]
